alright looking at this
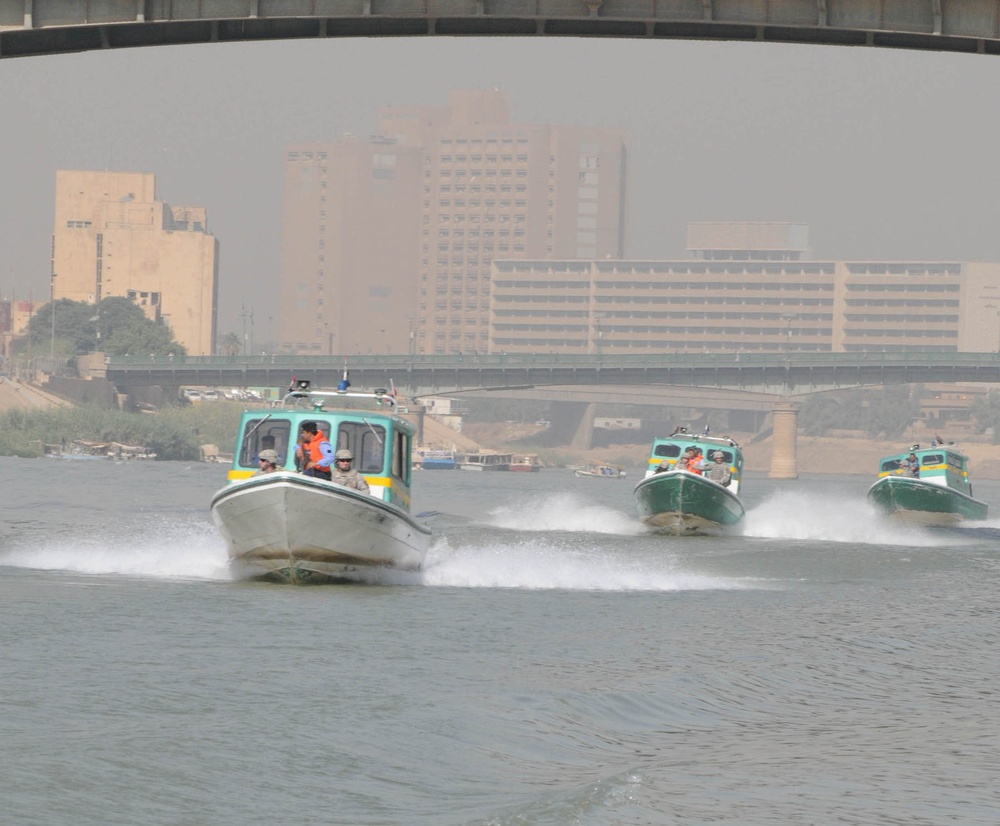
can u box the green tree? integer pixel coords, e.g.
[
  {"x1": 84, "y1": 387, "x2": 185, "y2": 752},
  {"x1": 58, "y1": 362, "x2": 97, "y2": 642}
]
[
  {"x1": 971, "y1": 391, "x2": 1000, "y2": 442},
  {"x1": 220, "y1": 332, "x2": 242, "y2": 356},
  {"x1": 21, "y1": 297, "x2": 185, "y2": 357}
]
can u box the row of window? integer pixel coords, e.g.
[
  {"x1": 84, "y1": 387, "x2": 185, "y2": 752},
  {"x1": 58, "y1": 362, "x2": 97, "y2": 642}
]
[
  {"x1": 437, "y1": 154, "x2": 529, "y2": 163},
  {"x1": 845, "y1": 264, "x2": 961, "y2": 276},
  {"x1": 593, "y1": 265, "x2": 835, "y2": 276},
  {"x1": 490, "y1": 338, "x2": 834, "y2": 352},
  {"x1": 844, "y1": 329, "x2": 958, "y2": 338},
  {"x1": 494, "y1": 324, "x2": 835, "y2": 336},
  {"x1": 843, "y1": 314, "x2": 959, "y2": 323},
  {"x1": 846, "y1": 283, "x2": 960, "y2": 292}
]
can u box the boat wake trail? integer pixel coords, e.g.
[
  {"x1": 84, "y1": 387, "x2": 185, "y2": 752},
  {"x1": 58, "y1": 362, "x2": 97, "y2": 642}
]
[
  {"x1": 742, "y1": 488, "x2": 966, "y2": 547},
  {"x1": 487, "y1": 492, "x2": 645, "y2": 536},
  {"x1": 416, "y1": 535, "x2": 751, "y2": 591},
  {"x1": 0, "y1": 519, "x2": 231, "y2": 581}
]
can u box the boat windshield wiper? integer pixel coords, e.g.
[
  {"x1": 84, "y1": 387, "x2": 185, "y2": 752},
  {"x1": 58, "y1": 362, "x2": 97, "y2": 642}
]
[
  {"x1": 360, "y1": 417, "x2": 384, "y2": 445},
  {"x1": 244, "y1": 413, "x2": 273, "y2": 440}
]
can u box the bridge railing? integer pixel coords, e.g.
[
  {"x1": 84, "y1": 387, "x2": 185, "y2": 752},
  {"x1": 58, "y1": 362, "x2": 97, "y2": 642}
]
[{"x1": 106, "y1": 351, "x2": 1000, "y2": 371}]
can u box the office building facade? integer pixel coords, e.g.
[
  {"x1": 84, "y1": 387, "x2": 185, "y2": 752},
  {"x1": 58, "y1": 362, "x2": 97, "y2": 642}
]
[
  {"x1": 277, "y1": 88, "x2": 630, "y2": 355},
  {"x1": 52, "y1": 170, "x2": 218, "y2": 356},
  {"x1": 490, "y1": 222, "x2": 1000, "y2": 354}
]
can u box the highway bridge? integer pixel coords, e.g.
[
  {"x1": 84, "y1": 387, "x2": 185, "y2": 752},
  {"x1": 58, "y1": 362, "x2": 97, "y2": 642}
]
[
  {"x1": 101, "y1": 350, "x2": 1000, "y2": 478},
  {"x1": 104, "y1": 350, "x2": 1000, "y2": 400},
  {"x1": 3, "y1": 0, "x2": 1000, "y2": 59}
]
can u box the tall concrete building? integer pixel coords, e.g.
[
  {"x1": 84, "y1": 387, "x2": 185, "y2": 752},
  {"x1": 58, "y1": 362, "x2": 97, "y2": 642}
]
[
  {"x1": 277, "y1": 88, "x2": 630, "y2": 355},
  {"x1": 52, "y1": 170, "x2": 219, "y2": 355},
  {"x1": 490, "y1": 222, "x2": 1000, "y2": 354}
]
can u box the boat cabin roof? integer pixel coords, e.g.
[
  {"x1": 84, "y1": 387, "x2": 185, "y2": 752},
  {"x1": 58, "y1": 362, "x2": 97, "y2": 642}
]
[
  {"x1": 648, "y1": 433, "x2": 743, "y2": 463},
  {"x1": 878, "y1": 445, "x2": 968, "y2": 474}
]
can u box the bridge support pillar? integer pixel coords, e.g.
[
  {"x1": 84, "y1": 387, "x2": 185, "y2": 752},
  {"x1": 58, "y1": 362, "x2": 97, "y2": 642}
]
[
  {"x1": 769, "y1": 401, "x2": 800, "y2": 479},
  {"x1": 570, "y1": 402, "x2": 596, "y2": 450}
]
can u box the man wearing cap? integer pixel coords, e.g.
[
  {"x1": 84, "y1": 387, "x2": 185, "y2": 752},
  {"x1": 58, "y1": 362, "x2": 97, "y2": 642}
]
[
  {"x1": 330, "y1": 448, "x2": 370, "y2": 493},
  {"x1": 254, "y1": 449, "x2": 281, "y2": 475},
  {"x1": 706, "y1": 451, "x2": 732, "y2": 486}
]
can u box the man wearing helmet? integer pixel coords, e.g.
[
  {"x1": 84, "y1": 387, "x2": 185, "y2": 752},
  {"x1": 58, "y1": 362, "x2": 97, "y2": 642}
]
[{"x1": 330, "y1": 448, "x2": 370, "y2": 494}]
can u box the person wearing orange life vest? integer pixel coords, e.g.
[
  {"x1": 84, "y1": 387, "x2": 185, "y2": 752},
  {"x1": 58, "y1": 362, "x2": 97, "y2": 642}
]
[{"x1": 299, "y1": 421, "x2": 334, "y2": 480}]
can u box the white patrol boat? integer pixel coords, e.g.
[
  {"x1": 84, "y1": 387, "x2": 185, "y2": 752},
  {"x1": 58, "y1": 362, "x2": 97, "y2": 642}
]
[{"x1": 210, "y1": 379, "x2": 432, "y2": 584}]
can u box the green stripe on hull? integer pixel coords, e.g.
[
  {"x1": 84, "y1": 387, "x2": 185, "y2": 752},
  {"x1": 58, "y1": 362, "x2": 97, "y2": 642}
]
[
  {"x1": 867, "y1": 477, "x2": 988, "y2": 524},
  {"x1": 634, "y1": 472, "x2": 745, "y2": 534}
]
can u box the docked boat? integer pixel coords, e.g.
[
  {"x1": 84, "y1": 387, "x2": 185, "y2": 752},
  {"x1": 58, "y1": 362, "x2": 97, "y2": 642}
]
[
  {"x1": 459, "y1": 451, "x2": 512, "y2": 471},
  {"x1": 210, "y1": 380, "x2": 432, "y2": 584},
  {"x1": 633, "y1": 432, "x2": 745, "y2": 535},
  {"x1": 867, "y1": 443, "x2": 988, "y2": 525},
  {"x1": 509, "y1": 454, "x2": 542, "y2": 472},
  {"x1": 574, "y1": 464, "x2": 626, "y2": 479},
  {"x1": 414, "y1": 448, "x2": 457, "y2": 470}
]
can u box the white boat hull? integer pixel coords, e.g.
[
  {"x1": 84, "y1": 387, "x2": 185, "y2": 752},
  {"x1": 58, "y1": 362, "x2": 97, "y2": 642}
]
[{"x1": 210, "y1": 472, "x2": 431, "y2": 584}]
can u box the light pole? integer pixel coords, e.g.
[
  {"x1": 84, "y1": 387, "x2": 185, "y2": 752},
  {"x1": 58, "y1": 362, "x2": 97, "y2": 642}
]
[
  {"x1": 593, "y1": 311, "x2": 606, "y2": 356},
  {"x1": 780, "y1": 314, "x2": 797, "y2": 354}
]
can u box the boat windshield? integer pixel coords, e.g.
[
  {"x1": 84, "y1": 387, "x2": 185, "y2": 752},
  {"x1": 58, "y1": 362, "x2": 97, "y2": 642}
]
[
  {"x1": 653, "y1": 443, "x2": 682, "y2": 458},
  {"x1": 238, "y1": 417, "x2": 293, "y2": 468},
  {"x1": 335, "y1": 421, "x2": 387, "y2": 474}
]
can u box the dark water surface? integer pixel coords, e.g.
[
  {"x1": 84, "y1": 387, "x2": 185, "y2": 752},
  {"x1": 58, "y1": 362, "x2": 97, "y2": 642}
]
[{"x1": 2, "y1": 456, "x2": 999, "y2": 825}]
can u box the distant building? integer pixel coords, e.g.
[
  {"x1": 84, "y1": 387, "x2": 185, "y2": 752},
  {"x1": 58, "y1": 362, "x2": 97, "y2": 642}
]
[
  {"x1": 489, "y1": 222, "x2": 1000, "y2": 354},
  {"x1": 51, "y1": 170, "x2": 219, "y2": 355},
  {"x1": 277, "y1": 87, "x2": 630, "y2": 355}
]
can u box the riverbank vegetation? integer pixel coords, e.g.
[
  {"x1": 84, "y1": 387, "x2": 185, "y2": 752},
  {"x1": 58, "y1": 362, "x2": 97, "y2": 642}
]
[{"x1": 0, "y1": 402, "x2": 245, "y2": 460}]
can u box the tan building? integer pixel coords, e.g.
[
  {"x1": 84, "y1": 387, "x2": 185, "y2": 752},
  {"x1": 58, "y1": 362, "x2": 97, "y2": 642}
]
[
  {"x1": 278, "y1": 88, "x2": 630, "y2": 355},
  {"x1": 51, "y1": 170, "x2": 218, "y2": 355},
  {"x1": 490, "y1": 222, "x2": 1000, "y2": 354}
]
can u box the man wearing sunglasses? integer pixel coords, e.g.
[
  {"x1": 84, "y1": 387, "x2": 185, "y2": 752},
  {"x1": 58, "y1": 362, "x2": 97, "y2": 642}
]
[{"x1": 330, "y1": 448, "x2": 370, "y2": 494}]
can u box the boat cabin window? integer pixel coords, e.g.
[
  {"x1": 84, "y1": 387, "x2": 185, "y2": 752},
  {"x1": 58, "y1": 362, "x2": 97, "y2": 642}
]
[
  {"x1": 881, "y1": 459, "x2": 903, "y2": 473},
  {"x1": 392, "y1": 429, "x2": 410, "y2": 481},
  {"x1": 653, "y1": 444, "x2": 682, "y2": 459},
  {"x1": 239, "y1": 418, "x2": 292, "y2": 468},
  {"x1": 921, "y1": 454, "x2": 943, "y2": 467},
  {"x1": 713, "y1": 450, "x2": 734, "y2": 465},
  {"x1": 335, "y1": 422, "x2": 386, "y2": 474}
]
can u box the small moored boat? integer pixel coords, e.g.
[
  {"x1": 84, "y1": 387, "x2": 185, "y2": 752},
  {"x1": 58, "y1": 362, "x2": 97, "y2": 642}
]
[
  {"x1": 574, "y1": 464, "x2": 626, "y2": 479},
  {"x1": 509, "y1": 454, "x2": 542, "y2": 472},
  {"x1": 633, "y1": 430, "x2": 745, "y2": 535},
  {"x1": 210, "y1": 379, "x2": 432, "y2": 584},
  {"x1": 459, "y1": 451, "x2": 512, "y2": 471},
  {"x1": 867, "y1": 443, "x2": 987, "y2": 525},
  {"x1": 414, "y1": 448, "x2": 457, "y2": 470}
]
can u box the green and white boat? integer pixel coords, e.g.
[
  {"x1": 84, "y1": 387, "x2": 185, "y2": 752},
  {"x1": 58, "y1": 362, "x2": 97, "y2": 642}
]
[
  {"x1": 867, "y1": 443, "x2": 988, "y2": 526},
  {"x1": 633, "y1": 430, "x2": 746, "y2": 535}
]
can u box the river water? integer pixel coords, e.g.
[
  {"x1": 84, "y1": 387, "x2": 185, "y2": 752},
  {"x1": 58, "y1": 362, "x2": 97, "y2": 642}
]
[{"x1": 2, "y1": 455, "x2": 999, "y2": 825}]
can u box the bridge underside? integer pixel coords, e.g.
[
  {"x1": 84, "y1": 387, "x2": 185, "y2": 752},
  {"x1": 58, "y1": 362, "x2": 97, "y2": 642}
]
[{"x1": 3, "y1": 1, "x2": 1000, "y2": 59}]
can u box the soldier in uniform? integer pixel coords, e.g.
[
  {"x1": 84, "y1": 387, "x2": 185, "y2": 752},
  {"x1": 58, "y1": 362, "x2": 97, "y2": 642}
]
[{"x1": 330, "y1": 448, "x2": 370, "y2": 494}]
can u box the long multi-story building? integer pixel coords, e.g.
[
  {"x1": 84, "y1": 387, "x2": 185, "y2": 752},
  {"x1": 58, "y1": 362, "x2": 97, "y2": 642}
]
[
  {"x1": 277, "y1": 88, "x2": 630, "y2": 355},
  {"x1": 490, "y1": 222, "x2": 1000, "y2": 354},
  {"x1": 51, "y1": 170, "x2": 218, "y2": 355}
]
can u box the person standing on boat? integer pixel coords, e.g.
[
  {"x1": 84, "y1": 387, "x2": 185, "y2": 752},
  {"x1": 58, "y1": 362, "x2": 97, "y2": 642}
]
[
  {"x1": 707, "y1": 451, "x2": 732, "y2": 486},
  {"x1": 300, "y1": 421, "x2": 334, "y2": 480},
  {"x1": 903, "y1": 453, "x2": 920, "y2": 478},
  {"x1": 330, "y1": 448, "x2": 370, "y2": 494},
  {"x1": 254, "y1": 449, "x2": 281, "y2": 475}
]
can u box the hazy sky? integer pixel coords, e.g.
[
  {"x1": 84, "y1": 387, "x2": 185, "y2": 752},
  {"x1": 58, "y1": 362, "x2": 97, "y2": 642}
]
[{"x1": 2, "y1": 35, "x2": 999, "y2": 337}]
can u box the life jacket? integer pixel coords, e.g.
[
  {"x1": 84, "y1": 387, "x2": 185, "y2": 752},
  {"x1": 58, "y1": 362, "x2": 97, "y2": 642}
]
[
  {"x1": 307, "y1": 431, "x2": 330, "y2": 467},
  {"x1": 688, "y1": 455, "x2": 704, "y2": 475}
]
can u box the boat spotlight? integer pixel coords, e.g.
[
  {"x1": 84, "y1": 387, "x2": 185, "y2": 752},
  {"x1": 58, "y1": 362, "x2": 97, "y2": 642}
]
[{"x1": 295, "y1": 379, "x2": 311, "y2": 392}]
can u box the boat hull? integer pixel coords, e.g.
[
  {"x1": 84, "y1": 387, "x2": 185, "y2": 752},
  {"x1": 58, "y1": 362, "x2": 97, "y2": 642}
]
[
  {"x1": 633, "y1": 471, "x2": 745, "y2": 535},
  {"x1": 211, "y1": 473, "x2": 432, "y2": 583},
  {"x1": 867, "y1": 476, "x2": 988, "y2": 525}
]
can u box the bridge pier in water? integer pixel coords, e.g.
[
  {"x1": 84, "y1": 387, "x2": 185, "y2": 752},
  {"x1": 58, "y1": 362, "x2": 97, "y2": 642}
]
[{"x1": 769, "y1": 401, "x2": 800, "y2": 479}]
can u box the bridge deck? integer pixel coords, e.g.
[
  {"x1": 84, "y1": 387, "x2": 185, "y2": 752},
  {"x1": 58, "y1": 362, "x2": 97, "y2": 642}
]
[{"x1": 3, "y1": 0, "x2": 1000, "y2": 59}]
